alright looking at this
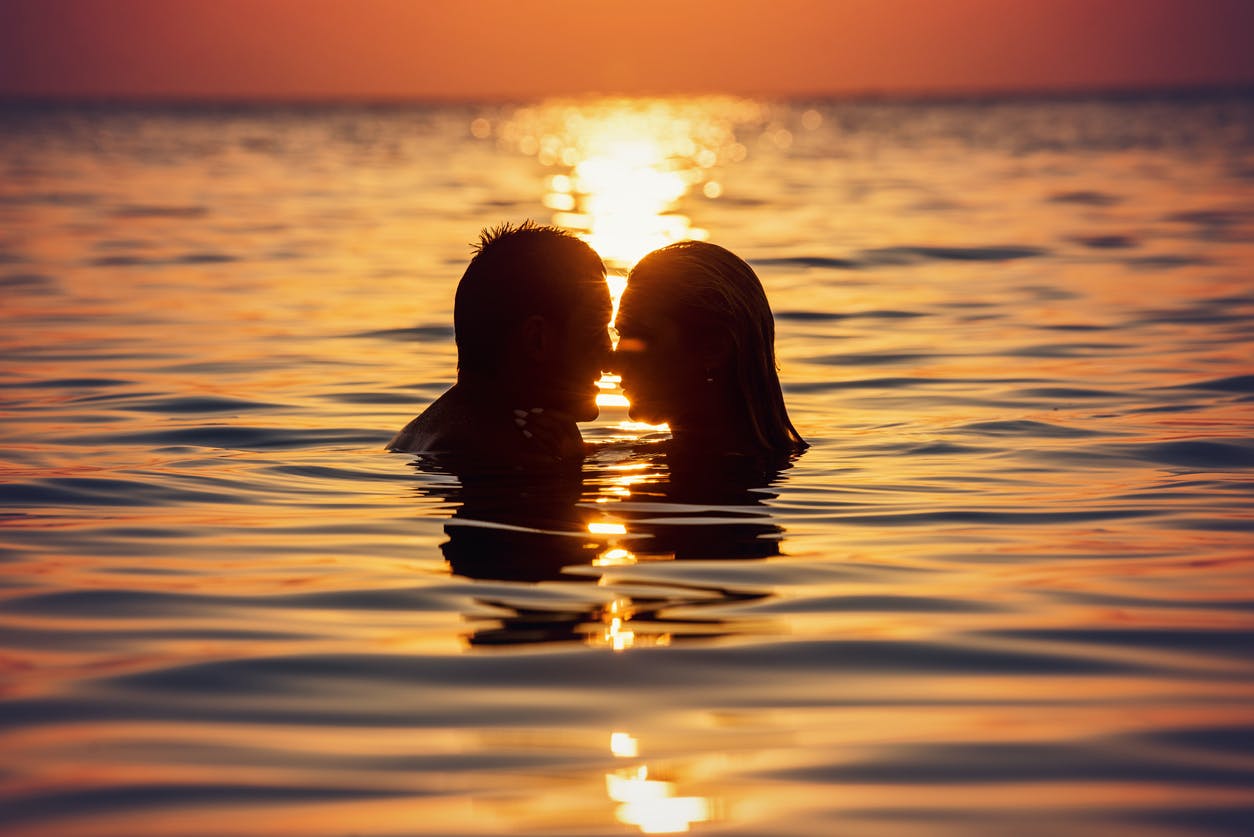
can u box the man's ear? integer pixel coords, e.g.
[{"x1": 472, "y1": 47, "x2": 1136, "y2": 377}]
[{"x1": 519, "y1": 314, "x2": 549, "y2": 361}]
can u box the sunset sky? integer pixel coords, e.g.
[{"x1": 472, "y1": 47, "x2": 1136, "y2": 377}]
[{"x1": 3, "y1": 0, "x2": 1253, "y2": 101}]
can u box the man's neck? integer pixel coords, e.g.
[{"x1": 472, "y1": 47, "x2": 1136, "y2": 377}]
[{"x1": 454, "y1": 374, "x2": 534, "y2": 410}]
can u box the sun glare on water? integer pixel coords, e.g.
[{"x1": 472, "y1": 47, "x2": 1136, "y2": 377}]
[
  {"x1": 472, "y1": 98, "x2": 764, "y2": 421},
  {"x1": 606, "y1": 732, "x2": 712, "y2": 833},
  {"x1": 488, "y1": 98, "x2": 761, "y2": 269}
]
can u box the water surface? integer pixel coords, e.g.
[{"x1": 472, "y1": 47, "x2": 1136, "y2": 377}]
[{"x1": 2, "y1": 94, "x2": 1253, "y2": 835}]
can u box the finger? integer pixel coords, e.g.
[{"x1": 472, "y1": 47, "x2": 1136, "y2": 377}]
[
  {"x1": 512, "y1": 410, "x2": 563, "y2": 456},
  {"x1": 514, "y1": 409, "x2": 582, "y2": 459}
]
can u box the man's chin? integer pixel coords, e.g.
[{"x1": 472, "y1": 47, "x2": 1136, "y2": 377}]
[
  {"x1": 626, "y1": 403, "x2": 662, "y2": 425},
  {"x1": 562, "y1": 393, "x2": 600, "y2": 423},
  {"x1": 545, "y1": 388, "x2": 599, "y2": 422},
  {"x1": 570, "y1": 402, "x2": 599, "y2": 422}
]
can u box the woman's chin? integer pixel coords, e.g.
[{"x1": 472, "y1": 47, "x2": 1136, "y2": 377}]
[{"x1": 569, "y1": 398, "x2": 599, "y2": 423}]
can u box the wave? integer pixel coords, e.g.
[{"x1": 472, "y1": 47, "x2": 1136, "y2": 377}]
[
  {"x1": 1132, "y1": 439, "x2": 1254, "y2": 469},
  {"x1": 753, "y1": 255, "x2": 862, "y2": 270},
  {"x1": 1074, "y1": 234, "x2": 1137, "y2": 249},
  {"x1": 70, "y1": 425, "x2": 390, "y2": 451},
  {"x1": 0, "y1": 272, "x2": 58, "y2": 292},
  {"x1": 804, "y1": 352, "x2": 934, "y2": 366},
  {"x1": 768, "y1": 740, "x2": 1254, "y2": 785},
  {"x1": 0, "y1": 476, "x2": 246, "y2": 507},
  {"x1": 1047, "y1": 190, "x2": 1122, "y2": 206},
  {"x1": 104, "y1": 639, "x2": 1152, "y2": 707},
  {"x1": 3, "y1": 585, "x2": 462, "y2": 618},
  {"x1": 955, "y1": 419, "x2": 1105, "y2": 438},
  {"x1": 0, "y1": 783, "x2": 407, "y2": 830},
  {"x1": 776, "y1": 309, "x2": 925, "y2": 321},
  {"x1": 983, "y1": 627, "x2": 1254, "y2": 661},
  {"x1": 755, "y1": 244, "x2": 1048, "y2": 273},
  {"x1": 861, "y1": 245, "x2": 1048, "y2": 263},
  {"x1": 347, "y1": 324, "x2": 455, "y2": 341},
  {"x1": 89, "y1": 251, "x2": 239, "y2": 267},
  {"x1": 109, "y1": 204, "x2": 209, "y2": 219},
  {"x1": 111, "y1": 395, "x2": 283, "y2": 413},
  {"x1": 1167, "y1": 374, "x2": 1254, "y2": 393}
]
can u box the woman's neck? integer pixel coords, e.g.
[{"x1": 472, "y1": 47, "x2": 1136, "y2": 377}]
[{"x1": 668, "y1": 392, "x2": 760, "y2": 456}]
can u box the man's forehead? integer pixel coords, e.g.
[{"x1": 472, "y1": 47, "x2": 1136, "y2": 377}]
[{"x1": 574, "y1": 281, "x2": 612, "y2": 312}]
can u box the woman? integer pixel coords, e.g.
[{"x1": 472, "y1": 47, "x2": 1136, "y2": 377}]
[{"x1": 614, "y1": 241, "x2": 806, "y2": 461}]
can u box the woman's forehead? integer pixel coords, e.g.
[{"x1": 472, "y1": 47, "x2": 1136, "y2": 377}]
[{"x1": 616, "y1": 303, "x2": 677, "y2": 341}]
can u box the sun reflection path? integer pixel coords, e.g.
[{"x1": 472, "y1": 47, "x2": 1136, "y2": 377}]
[
  {"x1": 478, "y1": 97, "x2": 767, "y2": 423},
  {"x1": 495, "y1": 97, "x2": 762, "y2": 270},
  {"x1": 607, "y1": 732, "x2": 712, "y2": 834}
]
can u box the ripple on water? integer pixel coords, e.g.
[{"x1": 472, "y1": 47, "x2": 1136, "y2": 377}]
[
  {"x1": 1167, "y1": 374, "x2": 1254, "y2": 394},
  {"x1": 346, "y1": 324, "x2": 456, "y2": 341},
  {"x1": 1073, "y1": 233, "x2": 1138, "y2": 249},
  {"x1": 88, "y1": 252, "x2": 240, "y2": 267},
  {"x1": 860, "y1": 244, "x2": 1049, "y2": 264},
  {"x1": 109, "y1": 204, "x2": 209, "y2": 219},
  {"x1": 107, "y1": 395, "x2": 284, "y2": 413},
  {"x1": 1125, "y1": 253, "x2": 1212, "y2": 270},
  {"x1": 767, "y1": 740, "x2": 1254, "y2": 785},
  {"x1": 3, "y1": 585, "x2": 463, "y2": 618},
  {"x1": 1010, "y1": 386, "x2": 1125, "y2": 401},
  {"x1": 775, "y1": 308, "x2": 926, "y2": 321},
  {"x1": 0, "y1": 784, "x2": 410, "y2": 832},
  {"x1": 1006, "y1": 341, "x2": 1132, "y2": 357},
  {"x1": 1131, "y1": 439, "x2": 1254, "y2": 469},
  {"x1": 981, "y1": 627, "x2": 1254, "y2": 662},
  {"x1": 955, "y1": 419, "x2": 1107, "y2": 438},
  {"x1": 3, "y1": 97, "x2": 1254, "y2": 837},
  {"x1": 0, "y1": 272, "x2": 58, "y2": 292},
  {"x1": 105, "y1": 638, "x2": 1154, "y2": 708},
  {"x1": 803, "y1": 351, "x2": 935, "y2": 366},
  {"x1": 71, "y1": 425, "x2": 390, "y2": 451},
  {"x1": 752, "y1": 255, "x2": 862, "y2": 270},
  {"x1": 1047, "y1": 189, "x2": 1123, "y2": 206},
  {"x1": 0, "y1": 376, "x2": 132, "y2": 390},
  {"x1": 787, "y1": 375, "x2": 1041, "y2": 393},
  {"x1": 0, "y1": 477, "x2": 247, "y2": 507}
]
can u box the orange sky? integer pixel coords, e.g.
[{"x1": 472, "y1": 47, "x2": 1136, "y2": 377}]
[{"x1": 2, "y1": 0, "x2": 1253, "y2": 100}]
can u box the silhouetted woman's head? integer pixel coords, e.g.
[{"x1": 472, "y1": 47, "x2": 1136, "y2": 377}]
[{"x1": 616, "y1": 241, "x2": 806, "y2": 457}]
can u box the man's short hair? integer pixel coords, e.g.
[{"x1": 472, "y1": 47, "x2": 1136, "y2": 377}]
[{"x1": 454, "y1": 221, "x2": 606, "y2": 375}]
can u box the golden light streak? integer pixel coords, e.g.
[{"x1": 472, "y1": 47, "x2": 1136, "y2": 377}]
[
  {"x1": 611, "y1": 731, "x2": 640, "y2": 758},
  {"x1": 593, "y1": 547, "x2": 638, "y2": 567},
  {"x1": 492, "y1": 98, "x2": 760, "y2": 422},
  {"x1": 496, "y1": 98, "x2": 760, "y2": 269},
  {"x1": 605, "y1": 733, "x2": 712, "y2": 834}
]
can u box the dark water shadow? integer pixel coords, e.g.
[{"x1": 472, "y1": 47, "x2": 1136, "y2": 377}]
[{"x1": 404, "y1": 444, "x2": 792, "y2": 648}]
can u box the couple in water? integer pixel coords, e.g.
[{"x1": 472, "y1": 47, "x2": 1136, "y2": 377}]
[{"x1": 388, "y1": 221, "x2": 806, "y2": 470}]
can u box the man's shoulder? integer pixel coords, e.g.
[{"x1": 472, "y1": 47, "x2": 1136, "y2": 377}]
[{"x1": 387, "y1": 388, "x2": 476, "y2": 453}]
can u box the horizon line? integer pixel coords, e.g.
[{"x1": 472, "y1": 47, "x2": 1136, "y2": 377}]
[{"x1": 3, "y1": 81, "x2": 1253, "y2": 109}]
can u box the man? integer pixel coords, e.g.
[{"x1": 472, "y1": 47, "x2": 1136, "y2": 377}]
[{"x1": 388, "y1": 221, "x2": 612, "y2": 467}]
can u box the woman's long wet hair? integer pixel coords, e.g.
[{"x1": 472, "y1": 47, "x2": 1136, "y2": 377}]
[{"x1": 628, "y1": 241, "x2": 807, "y2": 455}]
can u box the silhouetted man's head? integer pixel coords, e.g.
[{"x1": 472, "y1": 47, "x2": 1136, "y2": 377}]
[{"x1": 454, "y1": 221, "x2": 611, "y2": 420}]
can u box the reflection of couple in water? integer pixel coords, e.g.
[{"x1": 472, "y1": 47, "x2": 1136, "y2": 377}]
[
  {"x1": 390, "y1": 222, "x2": 805, "y2": 611},
  {"x1": 389, "y1": 220, "x2": 805, "y2": 468}
]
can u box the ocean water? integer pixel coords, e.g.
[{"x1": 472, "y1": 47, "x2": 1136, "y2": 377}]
[{"x1": 1, "y1": 93, "x2": 1253, "y2": 836}]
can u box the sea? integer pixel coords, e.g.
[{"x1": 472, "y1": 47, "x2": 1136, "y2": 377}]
[{"x1": 1, "y1": 92, "x2": 1253, "y2": 836}]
